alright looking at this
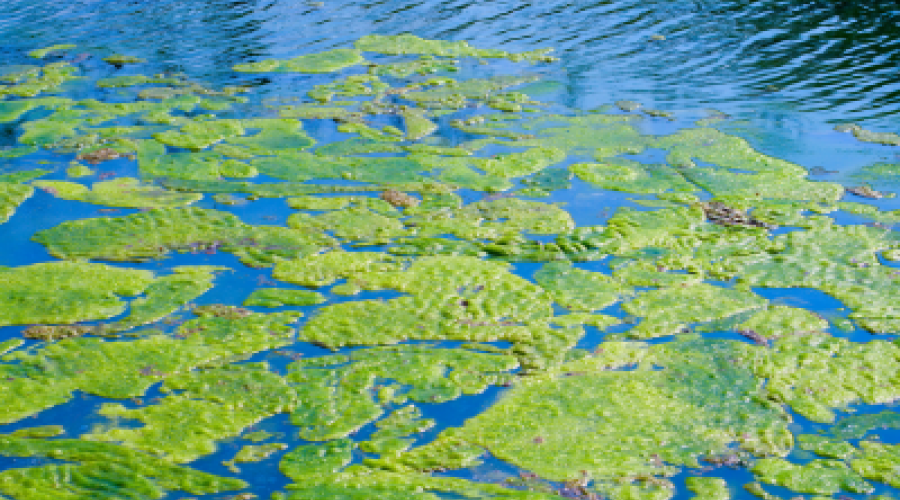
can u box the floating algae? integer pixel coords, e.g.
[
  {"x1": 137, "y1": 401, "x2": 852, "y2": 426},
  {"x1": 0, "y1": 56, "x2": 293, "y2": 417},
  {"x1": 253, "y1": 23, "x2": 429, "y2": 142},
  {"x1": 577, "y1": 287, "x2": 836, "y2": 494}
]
[
  {"x1": 33, "y1": 207, "x2": 337, "y2": 267},
  {"x1": 0, "y1": 435, "x2": 246, "y2": 499},
  {"x1": 224, "y1": 443, "x2": 289, "y2": 473},
  {"x1": 287, "y1": 345, "x2": 517, "y2": 441},
  {"x1": 243, "y1": 288, "x2": 325, "y2": 307},
  {"x1": 5, "y1": 34, "x2": 900, "y2": 500},
  {"x1": 33, "y1": 177, "x2": 202, "y2": 208},
  {"x1": 372, "y1": 338, "x2": 791, "y2": 493},
  {"x1": 87, "y1": 363, "x2": 299, "y2": 462},
  {"x1": 0, "y1": 310, "x2": 299, "y2": 424},
  {"x1": 0, "y1": 261, "x2": 155, "y2": 327},
  {"x1": 233, "y1": 49, "x2": 365, "y2": 73}
]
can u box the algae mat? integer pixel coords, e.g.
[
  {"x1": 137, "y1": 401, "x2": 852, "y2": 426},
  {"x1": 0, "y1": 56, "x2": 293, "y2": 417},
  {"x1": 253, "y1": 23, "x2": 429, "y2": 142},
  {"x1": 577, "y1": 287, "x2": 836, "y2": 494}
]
[{"x1": 0, "y1": 36, "x2": 899, "y2": 500}]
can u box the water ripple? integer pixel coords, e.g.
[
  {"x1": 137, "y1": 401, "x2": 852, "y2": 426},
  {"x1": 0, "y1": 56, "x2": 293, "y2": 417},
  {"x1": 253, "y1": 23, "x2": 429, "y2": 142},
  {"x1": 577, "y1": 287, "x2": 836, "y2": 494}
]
[{"x1": 1, "y1": 0, "x2": 900, "y2": 123}]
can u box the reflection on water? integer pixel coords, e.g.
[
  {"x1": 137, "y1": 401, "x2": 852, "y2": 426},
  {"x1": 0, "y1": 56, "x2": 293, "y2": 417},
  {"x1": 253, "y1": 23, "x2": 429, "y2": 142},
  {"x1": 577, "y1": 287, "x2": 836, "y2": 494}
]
[{"x1": 3, "y1": 0, "x2": 900, "y2": 122}]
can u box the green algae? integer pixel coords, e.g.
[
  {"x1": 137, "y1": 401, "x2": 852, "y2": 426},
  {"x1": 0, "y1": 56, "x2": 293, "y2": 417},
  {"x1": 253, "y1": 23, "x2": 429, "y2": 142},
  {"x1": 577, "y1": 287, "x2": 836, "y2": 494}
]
[
  {"x1": 279, "y1": 439, "x2": 353, "y2": 482},
  {"x1": 233, "y1": 49, "x2": 365, "y2": 73},
  {"x1": 752, "y1": 458, "x2": 872, "y2": 495},
  {"x1": 829, "y1": 410, "x2": 900, "y2": 440},
  {"x1": 534, "y1": 261, "x2": 627, "y2": 311},
  {"x1": 153, "y1": 118, "x2": 244, "y2": 150},
  {"x1": 837, "y1": 124, "x2": 900, "y2": 146},
  {"x1": 33, "y1": 177, "x2": 202, "y2": 208},
  {"x1": 86, "y1": 362, "x2": 298, "y2": 462},
  {"x1": 571, "y1": 159, "x2": 696, "y2": 194},
  {"x1": 290, "y1": 206, "x2": 407, "y2": 244},
  {"x1": 282, "y1": 255, "x2": 585, "y2": 369},
  {"x1": 0, "y1": 309, "x2": 298, "y2": 424},
  {"x1": 735, "y1": 305, "x2": 828, "y2": 340},
  {"x1": 242, "y1": 430, "x2": 275, "y2": 442},
  {"x1": 287, "y1": 345, "x2": 517, "y2": 441},
  {"x1": 550, "y1": 312, "x2": 621, "y2": 329},
  {"x1": 224, "y1": 443, "x2": 288, "y2": 472},
  {"x1": 686, "y1": 477, "x2": 729, "y2": 500},
  {"x1": 6, "y1": 36, "x2": 900, "y2": 500},
  {"x1": 33, "y1": 207, "x2": 336, "y2": 267},
  {"x1": 243, "y1": 288, "x2": 325, "y2": 307},
  {"x1": 621, "y1": 283, "x2": 767, "y2": 339},
  {"x1": 402, "y1": 109, "x2": 438, "y2": 141},
  {"x1": 797, "y1": 435, "x2": 857, "y2": 459},
  {"x1": 371, "y1": 56, "x2": 459, "y2": 78},
  {"x1": 732, "y1": 223, "x2": 900, "y2": 333},
  {"x1": 0, "y1": 261, "x2": 154, "y2": 327},
  {"x1": 745, "y1": 336, "x2": 900, "y2": 423},
  {"x1": 0, "y1": 182, "x2": 33, "y2": 224},
  {"x1": 65, "y1": 162, "x2": 94, "y2": 177},
  {"x1": 100, "y1": 266, "x2": 225, "y2": 334},
  {"x1": 848, "y1": 440, "x2": 900, "y2": 488},
  {"x1": 405, "y1": 198, "x2": 574, "y2": 241},
  {"x1": 0, "y1": 97, "x2": 70, "y2": 122},
  {"x1": 379, "y1": 338, "x2": 790, "y2": 487},
  {"x1": 28, "y1": 44, "x2": 76, "y2": 59},
  {"x1": 0, "y1": 340, "x2": 23, "y2": 356},
  {"x1": 0, "y1": 435, "x2": 246, "y2": 499},
  {"x1": 359, "y1": 405, "x2": 435, "y2": 456},
  {"x1": 102, "y1": 54, "x2": 146, "y2": 65},
  {"x1": 355, "y1": 34, "x2": 555, "y2": 63},
  {"x1": 7, "y1": 426, "x2": 64, "y2": 439}
]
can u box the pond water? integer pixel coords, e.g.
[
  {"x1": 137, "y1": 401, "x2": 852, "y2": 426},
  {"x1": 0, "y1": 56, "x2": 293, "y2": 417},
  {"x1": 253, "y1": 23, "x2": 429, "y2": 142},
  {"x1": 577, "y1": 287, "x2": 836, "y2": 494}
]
[{"x1": 1, "y1": 1, "x2": 900, "y2": 500}]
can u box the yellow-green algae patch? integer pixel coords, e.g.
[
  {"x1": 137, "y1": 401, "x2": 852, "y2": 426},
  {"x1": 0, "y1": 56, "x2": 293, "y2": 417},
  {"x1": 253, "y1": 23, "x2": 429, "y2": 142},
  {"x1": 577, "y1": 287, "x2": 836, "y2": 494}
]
[
  {"x1": 686, "y1": 477, "x2": 730, "y2": 500},
  {"x1": 752, "y1": 458, "x2": 872, "y2": 495},
  {"x1": 0, "y1": 435, "x2": 246, "y2": 499},
  {"x1": 621, "y1": 283, "x2": 767, "y2": 339},
  {"x1": 33, "y1": 177, "x2": 202, "y2": 208},
  {"x1": 744, "y1": 336, "x2": 900, "y2": 423},
  {"x1": 243, "y1": 288, "x2": 325, "y2": 307},
  {"x1": 359, "y1": 405, "x2": 435, "y2": 456},
  {"x1": 27, "y1": 44, "x2": 76, "y2": 59},
  {"x1": 0, "y1": 309, "x2": 299, "y2": 424},
  {"x1": 224, "y1": 443, "x2": 288, "y2": 473},
  {"x1": 279, "y1": 254, "x2": 579, "y2": 369},
  {"x1": 33, "y1": 207, "x2": 337, "y2": 267},
  {"x1": 233, "y1": 49, "x2": 365, "y2": 73},
  {"x1": 798, "y1": 435, "x2": 857, "y2": 459},
  {"x1": 829, "y1": 410, "x2": 900, "y2": 439},
  {"x1": 735, "y1": 305, "x2": 828, "y2": 340},
  {"x1": 87, "y1": 363, "x2": 298, "y2": 463},
  {"x1": 100, "y1": 265, "x2": 226, "y2": 334},
  {"x1": 0, "y1": 182, "x2": 33, "y2": 224},
  {"x1": 355, "y1": 34, "x2": 556, "y2": 63},
  {"x1": 372, "y1": 338, "x2": 791, "y2": 493},
  {"x1": 534, "y1": 261, "x2": 628, "y2": 312},
  {"x1": 287, "y1": 345, "x2": 516, "y2": 441},
  {"x1": 731, "y1": 223, "x2": 900, "y2": 333},
  {"x1": 0, "y1": 261, "x2": 154, "y2": 327}
]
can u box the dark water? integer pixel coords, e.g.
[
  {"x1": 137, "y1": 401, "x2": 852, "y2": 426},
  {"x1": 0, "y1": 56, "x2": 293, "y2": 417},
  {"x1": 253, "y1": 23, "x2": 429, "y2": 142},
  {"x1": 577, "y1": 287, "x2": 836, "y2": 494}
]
[
  {"x1": 2, "y1": 1, "x2": 900, "y2": 499},
  {"x1": 4, "y1": 0, "x2": 900, "y2": 123}
]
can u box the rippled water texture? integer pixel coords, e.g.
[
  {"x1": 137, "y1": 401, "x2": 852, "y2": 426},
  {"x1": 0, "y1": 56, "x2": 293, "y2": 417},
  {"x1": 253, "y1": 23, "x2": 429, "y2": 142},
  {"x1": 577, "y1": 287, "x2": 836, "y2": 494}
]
[{"x1": 4, "y1": 0, "x2": 900, "y2": 122}]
